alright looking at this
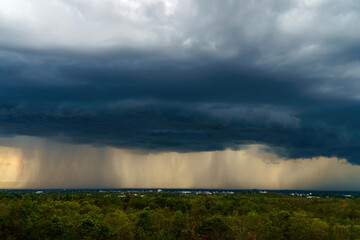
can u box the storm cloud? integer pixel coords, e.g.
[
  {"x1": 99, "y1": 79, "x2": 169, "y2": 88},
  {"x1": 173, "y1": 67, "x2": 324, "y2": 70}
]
[{"x1": 1, "y1": 0, "x2": 360, "y2": 164}]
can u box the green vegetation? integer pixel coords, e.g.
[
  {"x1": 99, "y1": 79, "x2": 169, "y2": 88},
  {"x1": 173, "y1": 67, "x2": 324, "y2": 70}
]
[{"x1": 0, "y1": 192, "x2": 360, "y2": 239}]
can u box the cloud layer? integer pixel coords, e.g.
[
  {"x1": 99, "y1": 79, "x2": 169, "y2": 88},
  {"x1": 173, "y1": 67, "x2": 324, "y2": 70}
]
[{"x1": 1, "y1": 0, "x2": 360, "y2": 163}]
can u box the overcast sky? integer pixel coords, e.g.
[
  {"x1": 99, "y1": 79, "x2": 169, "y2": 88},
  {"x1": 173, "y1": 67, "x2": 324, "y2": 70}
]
[{"x1": 1, "y1": 0, "x2": 360, "y2": 189}]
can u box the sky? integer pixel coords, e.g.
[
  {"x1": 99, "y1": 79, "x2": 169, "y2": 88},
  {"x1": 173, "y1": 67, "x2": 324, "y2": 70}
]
[{"x1": 1, "y1": 0, "x2": 360, "y2": 189}]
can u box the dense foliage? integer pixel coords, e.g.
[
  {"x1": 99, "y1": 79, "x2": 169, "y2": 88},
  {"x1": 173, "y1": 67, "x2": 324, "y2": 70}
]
[{"x1": 0, "y1": 192, "x2": 359, "y2": 239}]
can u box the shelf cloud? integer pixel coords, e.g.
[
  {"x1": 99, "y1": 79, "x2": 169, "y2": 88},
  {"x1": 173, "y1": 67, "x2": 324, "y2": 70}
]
[{"x1": 1, "y1": 0, "x2": 360, "y2": 179}]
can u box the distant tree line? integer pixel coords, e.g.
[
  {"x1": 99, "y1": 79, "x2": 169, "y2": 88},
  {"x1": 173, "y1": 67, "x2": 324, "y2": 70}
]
[{"x1": 0, "y1": 192, "x2": 359, "y2": 239}]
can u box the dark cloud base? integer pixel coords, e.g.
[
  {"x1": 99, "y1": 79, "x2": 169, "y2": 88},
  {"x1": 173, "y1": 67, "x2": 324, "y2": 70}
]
[
  {"x1": 1, "y1": 106, "x2": 359, "y2": 162},
  {"x1": 1, "y1": 49, "x2": 360, "y2": 164}
]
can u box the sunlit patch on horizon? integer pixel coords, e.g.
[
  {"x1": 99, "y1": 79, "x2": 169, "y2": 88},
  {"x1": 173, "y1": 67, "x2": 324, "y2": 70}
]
[{"x1": 0, "y1": 146, "x2": 27, "y2": 188}]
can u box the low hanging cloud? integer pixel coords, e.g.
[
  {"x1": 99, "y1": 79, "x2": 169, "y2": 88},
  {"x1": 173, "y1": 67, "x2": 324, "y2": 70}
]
[{"x1": 1, "y1": 0, "x2": 360, "y2": 164}]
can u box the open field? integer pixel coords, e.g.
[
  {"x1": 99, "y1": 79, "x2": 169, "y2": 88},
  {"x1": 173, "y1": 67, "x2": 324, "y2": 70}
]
[{"x1": 0, "y1": 190, "x2": 360, "y2": 239}]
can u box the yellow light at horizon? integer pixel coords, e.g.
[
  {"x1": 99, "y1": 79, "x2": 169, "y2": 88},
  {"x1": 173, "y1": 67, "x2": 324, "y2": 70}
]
[
  {"x1": 1, "y1": 135, "x2": 360, "y2": 190},
  {"x1": 0, "y1": 146, "x2": 24, "y2": 188}
]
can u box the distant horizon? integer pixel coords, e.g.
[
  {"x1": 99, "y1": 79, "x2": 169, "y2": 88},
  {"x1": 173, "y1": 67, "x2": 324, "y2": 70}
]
[{"x1": 2, "y1": 188, "x2": 360, "y2": 193}]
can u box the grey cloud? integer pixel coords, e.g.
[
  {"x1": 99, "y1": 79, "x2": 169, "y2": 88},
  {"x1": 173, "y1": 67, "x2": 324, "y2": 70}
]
[{"x1": 1, "y1": 1, "x2": 360, "y2": 164}]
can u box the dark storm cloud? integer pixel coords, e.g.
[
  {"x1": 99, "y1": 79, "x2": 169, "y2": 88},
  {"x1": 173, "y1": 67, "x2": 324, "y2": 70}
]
[
  {"x1": 1, "y1": 50, "x2": 360, "y2": 163},
  {"x1": 1, "y1": 0, "x2": 360, "y2": 163}
]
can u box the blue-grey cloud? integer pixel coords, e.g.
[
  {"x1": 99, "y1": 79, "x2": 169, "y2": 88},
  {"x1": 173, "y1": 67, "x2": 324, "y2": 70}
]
[{"x1": 1, "y1": 0, "x2": 360, "y2": 164}]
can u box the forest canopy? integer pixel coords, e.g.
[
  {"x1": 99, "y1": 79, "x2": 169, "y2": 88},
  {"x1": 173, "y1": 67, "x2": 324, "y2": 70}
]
[{"x1": 0, "y1": 191, "x2": 359, "y2": 239}]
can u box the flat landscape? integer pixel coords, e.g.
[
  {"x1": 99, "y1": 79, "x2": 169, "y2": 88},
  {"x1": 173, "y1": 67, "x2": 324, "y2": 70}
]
[{"x1": 1, "y1": 190, "x2": 359, "y2": 239}]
